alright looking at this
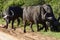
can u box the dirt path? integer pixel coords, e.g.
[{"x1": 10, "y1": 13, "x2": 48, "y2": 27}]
[
  {"x1": 0, "y1": 26, "x2": 60, "y2": 40},
  {"x1": 0, "y1": 31, "x2": 19, "y2": 40}
]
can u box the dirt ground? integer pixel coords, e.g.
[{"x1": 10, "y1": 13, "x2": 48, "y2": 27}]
[{"x1": 0, "y1": 25, "x2": 60, "y2": 40}]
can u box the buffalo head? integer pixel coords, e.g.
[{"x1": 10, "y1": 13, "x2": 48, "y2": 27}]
[{"x1": 50, "y1": 16, "x2": 60, "y2": 32}]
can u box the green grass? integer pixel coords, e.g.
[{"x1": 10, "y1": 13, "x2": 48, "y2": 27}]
[
  {"x1": 0, "y1": 18, "x2": 6, "y2": 24},
  {"x1": 40, "y1": 31, "x2": 60, "y2": 38},
  {"x1": 33, "y1": 25, "x2": 60, "y2": 38},
  {"x1": 0, "y1": 18, "x2": 60, "y2": 38}
]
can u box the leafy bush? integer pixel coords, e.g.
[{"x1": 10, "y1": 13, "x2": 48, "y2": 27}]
[{"x1": 0, "y1": 0, "x2": 60, "y2": 18}]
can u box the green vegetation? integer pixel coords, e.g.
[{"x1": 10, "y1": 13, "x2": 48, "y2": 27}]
[
  {"x1": 40, "y1": 31, "x2": 60, "y2": 38},
  {"x1": 0, "y1": 0, "x2": 60, "y2": 18}
]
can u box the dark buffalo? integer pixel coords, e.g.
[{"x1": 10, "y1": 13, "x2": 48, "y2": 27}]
[
  {"x1": 2, "y1": 6, "x2": 23, "y2": 29},
  {"x1": 23, "y1": 5, "x2": 49, "y2": 33},
  {"x1": 41, "y1": 4, "x2": 60, "y2": 31}
]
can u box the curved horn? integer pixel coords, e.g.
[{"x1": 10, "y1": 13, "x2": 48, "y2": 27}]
[
  {"x1": 41, "y1": 6, "x2": 47, "y2": 20},
  {"x1": 10, "y1": 10, "x2": 14, "y2": 16}
]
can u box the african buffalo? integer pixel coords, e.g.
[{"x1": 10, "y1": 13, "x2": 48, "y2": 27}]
[
  {"x1": 23, "y1": 4, "x2": 60, "y2": 33},
  {"x1": 2, "y1": 6, "x2": 23, "y2": 29},
  {"x1": 41, "y1": 4, "x2": 60, "y2": 31},
  {"x1": 23, "y1": 5, "x2": 49, "y2": 33}
]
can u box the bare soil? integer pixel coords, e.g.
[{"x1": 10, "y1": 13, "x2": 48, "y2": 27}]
[{"x1": 0, "y1": 25, "x2": 60, "y2": 40}]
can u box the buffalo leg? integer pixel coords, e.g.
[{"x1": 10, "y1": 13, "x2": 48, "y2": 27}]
[
  {"x1": 5, "y1": 19, "x2": 9, "y2": 29},
  {"x1": 44, "y1": 23, "x2": 48, "y2": 32},
  {"x1": 17, "y1": 18, "x2": 20, "y2": 27},
  {"x1": 39, "y1": 26, "x2": 44, "y2": 31},
  {"x1": 37, "y1": 23, "x2": 40, "y2": 31},
  {"x1": 35, "y1": 21, "x2": 40, "y2": 31},
  {"x1": 12, "y1": 20, "x2": 15, "y2": 29},
  {"x1": 39, "y1": 22, "x2": 48, "y2": 31},
  {"x1": 39, "y1": 22, "x2": 48, "y2": 32},
  {"x1": 45, "y1": 25, "x2": 48, "y2": 32},
  {"x1": 30, "y1": 22, "x2": 34, "y2": 32},
  {"x1": 5, "y1": 22, "x2": 8, "y2": 29},
  {"x1": 23, "y1": 20, "x2": 26, "y2": 33}
]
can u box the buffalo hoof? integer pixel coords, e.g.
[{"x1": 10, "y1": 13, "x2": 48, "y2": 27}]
[{"x1": 24, "y1": 30, "x2": 26, "y2": 33}]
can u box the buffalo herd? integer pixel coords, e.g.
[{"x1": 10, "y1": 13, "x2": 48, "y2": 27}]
[{"x1": 2, "y1": 4, "x2": 60, "y2": 33}]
